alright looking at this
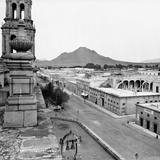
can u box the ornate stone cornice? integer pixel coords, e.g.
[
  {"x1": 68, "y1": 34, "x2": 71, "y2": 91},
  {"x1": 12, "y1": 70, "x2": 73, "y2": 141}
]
[
  {"x1": 6, "y1": 0, "x2": 32, "y2": 5},
  {"x1": 1, "y1": 19, "x2": 35, "y2": 31}
]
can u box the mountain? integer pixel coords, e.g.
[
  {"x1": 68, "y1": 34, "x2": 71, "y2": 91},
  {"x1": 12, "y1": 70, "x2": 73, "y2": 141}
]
[
  {"x1": 49, "y1": 47, "x2": 130, "y2": 67},
  {"x1": 142, "y1": 58, "x2": 160, "y2": 63},
  {"x1": 36, "y1": 47, "x2": 159, "y2": 67}
]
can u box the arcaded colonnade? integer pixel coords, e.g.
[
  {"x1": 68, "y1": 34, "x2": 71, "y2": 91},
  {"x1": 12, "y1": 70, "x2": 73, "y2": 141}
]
[{"x1": 117, "y1": 80, "x2": 153, "y2": 92}]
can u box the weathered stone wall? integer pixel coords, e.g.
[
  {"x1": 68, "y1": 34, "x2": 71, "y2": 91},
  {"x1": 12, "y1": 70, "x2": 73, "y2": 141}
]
[{"x1": 0, "y1": 89, "x2": 9, "y2": 106}]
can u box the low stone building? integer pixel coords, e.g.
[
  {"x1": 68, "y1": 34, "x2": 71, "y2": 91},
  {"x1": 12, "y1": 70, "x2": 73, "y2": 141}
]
[
  {"x1": 153, "y1": 80, "x2": 160, "y2": 93},
  {"x1": 76, "y1": 78, "x2": 90, "y2": 96},
  {"x1": 89, "y1": 87, "x2": 160, "y2": 115},
  {"x1": 136, "y1": 103, "x2": 160, "y2": 134},
  {"x1": 65, "y1": 78, "x2": 160, "y2": 115},
  {"x1": 65, "y1": 80, "x2": 77, "y2": 95}
]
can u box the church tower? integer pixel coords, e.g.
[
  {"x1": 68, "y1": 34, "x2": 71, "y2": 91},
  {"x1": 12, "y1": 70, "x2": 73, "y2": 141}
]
[
  {"x1": 1, "y1": 0, "x2": 35, "y2": 58},
  {"x1": 1, "y1": 0, "x2": 37, "y2": 128}
]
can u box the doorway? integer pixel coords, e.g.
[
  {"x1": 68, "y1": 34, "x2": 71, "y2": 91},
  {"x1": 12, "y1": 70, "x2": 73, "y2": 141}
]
[
  {"x1": 146, "y1": 120, "x2": 150, "y2": 130},
  {"x1": 140, "y1": 118, "x2": 143, "y2": 126},
  {"x1": 101, "y1": 98, "x2": 104, "y2": 107},
  {"x1": 153, "y1": 123, "x2": 158, "y2": 133}
]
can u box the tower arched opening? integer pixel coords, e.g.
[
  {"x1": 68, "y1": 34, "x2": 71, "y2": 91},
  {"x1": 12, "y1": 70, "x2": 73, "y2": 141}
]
[
  {"x1": 20, "y1": 3, "x2": 25, "y2": 19},
  {"x1": 12, "y1": 3, "x2": 17, "y2": 19}
]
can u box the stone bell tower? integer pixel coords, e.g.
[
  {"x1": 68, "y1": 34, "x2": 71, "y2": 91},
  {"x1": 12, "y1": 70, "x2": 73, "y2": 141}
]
[
  {"x1": 1, "y1": 0, "x2": 35, "y2": 59},
  {"x1": 1, "y1": 0, "x2": 37, "y2": 128}
]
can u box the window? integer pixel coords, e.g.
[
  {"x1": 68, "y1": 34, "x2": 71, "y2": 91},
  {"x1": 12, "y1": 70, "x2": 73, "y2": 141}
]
[
  {"x1": 122, "y1": 103, "x2": 125, "y2": 106},
  {"x1": 12, "y1": 3, "x2": 17, "y2": 19},
  {"x1": 156, "y1": 86, "x2": 159, "y2": 93},
  {"x1": 147, "y1": 114, "x2": 150, "y2": 117}
]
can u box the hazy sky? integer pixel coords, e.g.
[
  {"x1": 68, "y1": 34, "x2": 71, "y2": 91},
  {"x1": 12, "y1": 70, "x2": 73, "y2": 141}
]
[{"x1": 0, "y1": 0, "x2": 160, "y2": 62}]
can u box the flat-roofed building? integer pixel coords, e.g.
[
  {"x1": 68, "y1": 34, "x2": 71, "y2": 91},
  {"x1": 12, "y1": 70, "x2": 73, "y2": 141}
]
[
  {"x1": 76, "y1": 78, "x2": 90, "y2": 96},
  {"x1": 136, "y1": 103, "x2": 160, "y2": 134},
  {"x1": 65, "y1": 80, "x2": 77, "y2": 95},
  {"x1": 89, "y1": 87, "x2": 160, "y2": 115},
  {"x1": 138, "y1": 70, "x2": 160, "y2": 76},
  {"x1": 153, "y1": 80, "x2": 160, "y2": 93}
]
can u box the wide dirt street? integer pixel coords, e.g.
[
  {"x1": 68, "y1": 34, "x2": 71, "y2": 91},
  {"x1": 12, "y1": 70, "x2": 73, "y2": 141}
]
[{"x1": 61, "y1": 95, "x2": 160, "y2": 160}]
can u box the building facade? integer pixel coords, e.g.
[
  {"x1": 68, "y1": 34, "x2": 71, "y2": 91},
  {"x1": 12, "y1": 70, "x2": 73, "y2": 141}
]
[
  {"x1": 89, "y1": 87, "x2": 160, "y2": 115},
  {"x1": 65, "y1": 78, "x2": 160, "y2": 115},
  {"x1": 65, "y1": 80, "x2": 77, "y2": 95},
  {"x1": 136, "y1": 103, "x2": 160, "y2": 134},
  {"x1": 76, "y1": 79, "x2": 90, "y2": 96}
]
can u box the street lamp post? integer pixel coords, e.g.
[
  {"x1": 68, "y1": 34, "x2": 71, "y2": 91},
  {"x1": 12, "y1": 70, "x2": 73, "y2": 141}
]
[
  {"x1": 135, "y1": 153, "x2": 139, "y2": 160},
  {"x1": 59, "y1": 130, "x2": 81, "y2": 160}
]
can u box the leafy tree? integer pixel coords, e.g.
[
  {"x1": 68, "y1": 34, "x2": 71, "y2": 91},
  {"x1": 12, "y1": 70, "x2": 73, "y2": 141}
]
[
  {"x1": 116, "y1": 64, "x2": 123, "y2": 69},
  {"x1": 41, "y1": 82, "x2": 70, "y2": 108},
  {"x1": 85, "y1": 63, "x2": 95, "y2": 69},
  {"x1": 95, "y1": 64, "x2": 101, "y2": 70},
  {"x1": 103, "y1": 64, "x2": 108, "y2": 69}
]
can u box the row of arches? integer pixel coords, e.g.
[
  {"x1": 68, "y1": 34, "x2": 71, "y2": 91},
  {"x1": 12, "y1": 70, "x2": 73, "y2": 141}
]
[
  {"x1": 12, "y1": 3, "x2": 25, "y2": 19},
  {"x1": 117, "y1": 80, "x2": 153, "y2": 92}
]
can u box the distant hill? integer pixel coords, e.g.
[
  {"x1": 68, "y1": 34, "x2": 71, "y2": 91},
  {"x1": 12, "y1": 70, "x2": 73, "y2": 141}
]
[
  {"x1": 36, "y1": 47, "x2": 159, "y2": 67},
  {"x1": 142, "y1": 58, "x2": 160, "y2": 63}
]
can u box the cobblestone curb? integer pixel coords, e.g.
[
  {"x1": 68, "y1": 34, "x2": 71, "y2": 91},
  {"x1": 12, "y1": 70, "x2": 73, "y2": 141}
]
[{"x1": 51, "y1": 116, "x2": 125, "y2": 160}]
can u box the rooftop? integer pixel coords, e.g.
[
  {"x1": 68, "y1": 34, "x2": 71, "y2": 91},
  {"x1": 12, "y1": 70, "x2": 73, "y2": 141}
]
[
  {"x1": 94, "y1": 87, "x2": 160, "y2": 98},
  {"x1": 138, "y1": 103, "x2": 160, "y2": 113}
]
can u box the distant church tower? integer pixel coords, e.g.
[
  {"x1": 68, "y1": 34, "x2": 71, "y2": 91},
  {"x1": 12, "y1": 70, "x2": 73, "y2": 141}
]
[{"x1": 1, "y1": 0, "x2": 35, "y2": 58}]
